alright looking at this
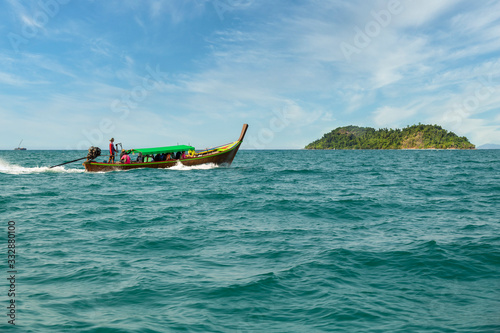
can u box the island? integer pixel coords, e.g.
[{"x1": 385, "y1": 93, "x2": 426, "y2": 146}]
[
  {"x1": 305, "y1": 124, "x2": 475, "y2": 150},
  {"x1": 477, "y1": 144, "x2": 500, "y2": 149}
]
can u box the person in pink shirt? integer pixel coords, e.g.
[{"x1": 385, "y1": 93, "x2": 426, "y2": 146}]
[{"x1": 120, "y1": 150, "x2": 131, "y2": 164}]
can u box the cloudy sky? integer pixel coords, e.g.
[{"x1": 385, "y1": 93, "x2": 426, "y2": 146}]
[{"x1": 1, "y1": 0, "x2": 499, "y2": 149}]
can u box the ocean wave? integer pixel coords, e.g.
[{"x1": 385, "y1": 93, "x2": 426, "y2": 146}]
[
  {"x1": 2, "y1": 149, "x2": 499, "y2": 332},
  {"x1": 0, "y1": 158, "x2": 84, "y2": 174},
  {"x1": 168, "y1": 161, "x2": 220, "y2": 171}
]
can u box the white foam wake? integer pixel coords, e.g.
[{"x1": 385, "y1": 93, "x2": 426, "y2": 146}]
[
  {"x1": 168, "y1": 161, "x2": 220, "y2": 171},
  {"x1": 0, "y1": 159, "x2": 84, "y2": 175}
]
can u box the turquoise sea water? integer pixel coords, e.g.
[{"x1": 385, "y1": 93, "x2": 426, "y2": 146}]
[{"x1": 0, "y1": 149, "x2": 499, "y2": 332}]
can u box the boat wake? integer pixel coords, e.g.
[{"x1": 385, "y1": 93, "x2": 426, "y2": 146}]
[
  {"x1": 0, "y1": 159, "x2": 84, "y2": 175},
  {"x1": 168, "y1": 162, "x2": 220, "y2": 171}
]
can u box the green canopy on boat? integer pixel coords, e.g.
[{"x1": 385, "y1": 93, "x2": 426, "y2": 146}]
[{"x1": 127, "y1": 145, "x2": 195, "y2": 155}]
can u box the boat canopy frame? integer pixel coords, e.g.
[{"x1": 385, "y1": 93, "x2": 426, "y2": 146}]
[{"x1": 126, "y1": 145, "x2": 195, "y2": 155}]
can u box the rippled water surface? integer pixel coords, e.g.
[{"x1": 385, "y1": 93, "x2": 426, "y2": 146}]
[{"x1": 1, "y1": 150, "x2": 499, "y2": 332}]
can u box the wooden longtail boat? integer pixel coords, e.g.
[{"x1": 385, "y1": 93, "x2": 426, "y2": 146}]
[{"x1": 83, "y1": 124, "x2": 248, "y2": 172}]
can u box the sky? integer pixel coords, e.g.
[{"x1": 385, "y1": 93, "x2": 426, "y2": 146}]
[{"x1": 1, "y1": 0, "x2": 499, "y2": 150}]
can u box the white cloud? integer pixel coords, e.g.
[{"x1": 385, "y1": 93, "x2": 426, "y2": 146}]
[
  {"x1": 373, "y1": 106, "x2": 417, "y2": 127},
  {"x1": 450, "y1": 1, "x2": 500, "y2": 34},
  {"x1": 452, "y1": 119, "x2": 500, "y2": 146},
  {"x1": 396, "y1": 0, "x2": 462, "y2": 27},
  {"x1": 0, "y1": 72, "x2": 33, "y2": 86},
  {"x1": 1, "y1": 0, "x2": 500, "y2": 149}
]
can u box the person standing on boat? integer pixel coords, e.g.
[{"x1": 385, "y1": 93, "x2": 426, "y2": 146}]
[{"x1": 108, "y1": 138, "x2": 116, "y2": 163}]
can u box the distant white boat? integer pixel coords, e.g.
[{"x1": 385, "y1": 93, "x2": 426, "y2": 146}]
[{"x1": 14, "y1": 139, "x2": 27, "y2": 150}]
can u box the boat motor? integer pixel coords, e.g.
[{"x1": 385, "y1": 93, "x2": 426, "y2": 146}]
[{"x1": 87, "y1": 146, "x2": 101, "y2": 161}]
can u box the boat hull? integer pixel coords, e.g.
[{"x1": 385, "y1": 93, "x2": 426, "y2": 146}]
[{"x1": 83, "y1": 124, "x2": 247, "y2": 172}]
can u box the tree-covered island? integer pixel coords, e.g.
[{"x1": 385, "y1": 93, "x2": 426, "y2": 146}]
[{"x1": 305, "y1": 124, "x2": 475, "y2": 150}]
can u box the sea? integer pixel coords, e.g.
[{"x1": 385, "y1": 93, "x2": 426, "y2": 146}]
[{"x1": 0, "y1": 149, "x2": 499, "y2": 333}]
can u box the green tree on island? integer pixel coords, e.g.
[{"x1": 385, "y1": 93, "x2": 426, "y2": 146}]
[{"x1": 305, "y1": 124, "x2": 475, "y2": 150}]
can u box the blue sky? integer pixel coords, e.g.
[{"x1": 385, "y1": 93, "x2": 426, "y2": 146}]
[{"x1": 1, "y1": 0, "x2": 499, "y2": 149}]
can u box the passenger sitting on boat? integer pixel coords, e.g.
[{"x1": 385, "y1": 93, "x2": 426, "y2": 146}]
[
  {"x1": 175, "y1": 151, "x2": 181, "y2": 159},
  {"x1": 166, "y1": 153, "x2": 171, "y2": 160},
  {"x1": 144, "y1": 155, "x2": 154, "y2": 162},
  {"x1": 181, "y1": 151, "x2": 186, "y2": 159},
  {"x1": 120, "y1": 151, "x2": 131, "y2": 164},
  {"x1": 136, "y1": 153, "x2": 143, "y2": 163}
]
